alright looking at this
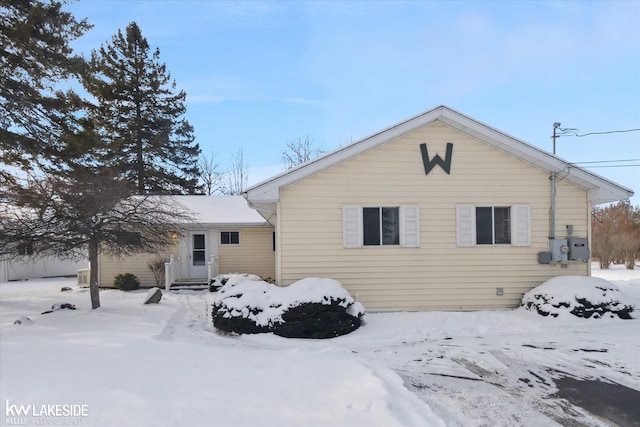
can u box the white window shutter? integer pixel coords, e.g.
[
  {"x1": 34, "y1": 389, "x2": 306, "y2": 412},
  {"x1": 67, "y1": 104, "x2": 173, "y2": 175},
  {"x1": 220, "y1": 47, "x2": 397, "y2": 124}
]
[
  {"x1": 511, "y1": 205, "x2": 531, "y2": 246},
  {"x1": 456, "y1": 205, "x2": 476, "y2": 246},
  {"x1": 343, "y1": 205, "x2": 363, "y2": 248},
  {"x1": 400, "y1": 205, "x2": 420, "y2": 247}
]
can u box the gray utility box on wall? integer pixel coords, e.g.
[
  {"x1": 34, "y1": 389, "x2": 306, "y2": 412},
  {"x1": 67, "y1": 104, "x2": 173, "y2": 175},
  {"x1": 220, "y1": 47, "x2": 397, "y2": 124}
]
[
  {"x1": 568, "y1": 238, "x2": 590, "y2": 261},
  {"x1": 549, "y1": 239, "x2": 569, "y2": 262}
]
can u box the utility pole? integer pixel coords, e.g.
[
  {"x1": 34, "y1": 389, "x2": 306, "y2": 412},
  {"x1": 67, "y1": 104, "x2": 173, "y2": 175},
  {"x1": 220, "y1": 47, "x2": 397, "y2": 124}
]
[{"x1": 552, "y1": 122, "x2": 561, "y2": 154}]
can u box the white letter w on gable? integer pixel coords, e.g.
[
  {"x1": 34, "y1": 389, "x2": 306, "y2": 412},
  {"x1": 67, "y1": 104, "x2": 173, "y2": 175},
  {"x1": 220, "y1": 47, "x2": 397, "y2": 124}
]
[{"x1": 420, "y1": 143, "x2": 453, "y2": 175}]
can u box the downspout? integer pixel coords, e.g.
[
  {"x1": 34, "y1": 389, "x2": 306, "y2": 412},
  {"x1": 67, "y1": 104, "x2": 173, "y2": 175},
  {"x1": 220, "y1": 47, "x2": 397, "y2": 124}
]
[
  {"x1": 550, "y1": 122, "x2": 561, "y2": 240},
  {"x1": 550, "y1": 173, "x2": 556, "y2": 239},
  {"x1": 587, "y1": 198, "x2": 592, "y2": 276}
]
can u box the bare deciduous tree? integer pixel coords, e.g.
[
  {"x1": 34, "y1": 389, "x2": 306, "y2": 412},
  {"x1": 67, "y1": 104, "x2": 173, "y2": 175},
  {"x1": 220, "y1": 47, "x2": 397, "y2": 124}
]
[
  {"x1": 281, "y1": 136, "x2": 325, "y2": 170},
  {"x1": 0, "y1": 167, "x2": 193, "y2": 308},
  {"x1": 148, "y1": 256, "x2": 166, "y2": 287},
  {"x1": 225, "y1": 148, "x2": 248, "y2": 195},
  {"x1": 592, "y1": 200, "x2": 640, "y2": 270},
  {"x1": 198, "y1": 152, "x2": 225, "y2": 195}
]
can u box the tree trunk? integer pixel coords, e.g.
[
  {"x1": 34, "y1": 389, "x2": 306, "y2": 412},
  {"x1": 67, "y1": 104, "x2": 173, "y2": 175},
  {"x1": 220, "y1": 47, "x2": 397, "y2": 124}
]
[{"x1": 89, "y1": 239, "x2": 101, "y2": 309}]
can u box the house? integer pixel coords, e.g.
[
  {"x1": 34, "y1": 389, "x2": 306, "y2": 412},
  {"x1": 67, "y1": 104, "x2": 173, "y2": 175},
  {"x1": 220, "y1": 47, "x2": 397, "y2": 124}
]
[
  {"x1": 243, "y1": 105, "x2": 633, "y2": 310},
  {"x1": 98, "y1": 196, "x2": 275, "y2": 289}
]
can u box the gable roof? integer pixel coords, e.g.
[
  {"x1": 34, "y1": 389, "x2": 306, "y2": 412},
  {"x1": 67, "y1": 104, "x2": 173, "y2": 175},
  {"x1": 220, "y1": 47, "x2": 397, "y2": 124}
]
[
  {"x1": 169, "y1": 195, "x2": 268, "y2": 227},
  {"x1": 244, "y1": 105, "x2": 633, "y2": 206}
]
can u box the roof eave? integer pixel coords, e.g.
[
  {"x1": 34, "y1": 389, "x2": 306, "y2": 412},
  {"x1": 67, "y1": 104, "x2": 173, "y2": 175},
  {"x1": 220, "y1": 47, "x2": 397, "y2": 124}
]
[
  {"x1": 244, "y1": 105, "x2": 448, "y2": 203},
  {"x1": 186, "y1": 221, "x2": 271, "y2": 229},
  {"x1": 244, "y1": 105, "x2": 633, "y2": 205},
  {"x1": 436, "y1": 111, "x2": 634, "y2": 203}
]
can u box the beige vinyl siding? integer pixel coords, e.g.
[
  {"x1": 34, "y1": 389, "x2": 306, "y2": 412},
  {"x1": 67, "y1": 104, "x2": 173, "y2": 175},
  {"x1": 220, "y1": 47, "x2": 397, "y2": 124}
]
[
  {"x1": 278, "y1": 121, "x2": 589, "y2": 310},
  {"x1": 99, "y1": 243, "x2": 179, "y2": 288},
  {"x1": 100, "y1": 227, "x2": 275, "y2": 287},
  {"x1": 219, "y1": 227, "x2": 275, "y2": 280}
]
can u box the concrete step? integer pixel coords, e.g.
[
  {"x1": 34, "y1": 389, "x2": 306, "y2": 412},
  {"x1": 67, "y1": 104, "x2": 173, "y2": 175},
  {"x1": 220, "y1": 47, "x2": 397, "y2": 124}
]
[{"x1": 170, "y1": 280, "x2": 209, "y2": 291}]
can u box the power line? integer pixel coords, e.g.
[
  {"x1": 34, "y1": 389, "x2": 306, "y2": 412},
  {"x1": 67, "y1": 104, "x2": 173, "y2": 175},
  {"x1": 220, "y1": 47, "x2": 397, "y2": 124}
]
[
  {"x1": 556, "y1": 127, "x2": 640, "y2": 137},
  {"x1": 572, "y1": 158, "x2": 640, "y2": 165},
  {"x1": 580, "y1": 164, "x2": 639, "y2": 169},
  {"x1": 570, "y1": 159, "x2": 640, "y2": 168}
]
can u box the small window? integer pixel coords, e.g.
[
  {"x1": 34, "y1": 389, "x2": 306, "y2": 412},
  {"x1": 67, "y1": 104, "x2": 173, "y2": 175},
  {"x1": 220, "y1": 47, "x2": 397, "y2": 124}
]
[
  {"x1": 220, "y1": 231, "x2": 240, "y2": 245},
  {"x1": 343, "y1": 205, "x2": 419, "y2": 248},
  {"x1": 476, "y1": 207, "x2": 510, "y2": 245},
  {"x1": 363, "y1": 207, "x2": 400, "y2": 246},
  {"x1": 457, "y1": 204, "x2": 530, "y2": 247}
]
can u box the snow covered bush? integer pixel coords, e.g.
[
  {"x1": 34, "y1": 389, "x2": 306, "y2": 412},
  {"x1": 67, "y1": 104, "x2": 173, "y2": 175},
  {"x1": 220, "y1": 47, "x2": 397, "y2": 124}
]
[
  {"x1": 212, "y1": 275, "x2": 365, "y2": 338},
  {"x1": 209, "y1": 273, "x2": 262, "y2": 292},
  {"x1": 521, "y1": 276, "x2": 634, "y2": 319},
  {"x1": 113, "y1": 273, "x2": 140, "y2": 291}
]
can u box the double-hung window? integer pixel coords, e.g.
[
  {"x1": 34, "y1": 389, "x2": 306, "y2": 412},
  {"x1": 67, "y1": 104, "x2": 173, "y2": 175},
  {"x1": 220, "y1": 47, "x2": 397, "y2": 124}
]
[
  {"x1": 343, "y1": 205, "x2": 419, "y2": 248},
  {"x1": 457, "y1": 204, "x2": 530, "y2": 247},
  {"x1": 220, "y1": 231, "x2": 240, "y2": 245}
]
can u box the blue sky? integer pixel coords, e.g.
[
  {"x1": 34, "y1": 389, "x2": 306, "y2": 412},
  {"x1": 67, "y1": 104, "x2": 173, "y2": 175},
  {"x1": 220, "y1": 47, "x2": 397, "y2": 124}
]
[{"x1": 66, "y1": 0, "x2": 639, "y2": 203}]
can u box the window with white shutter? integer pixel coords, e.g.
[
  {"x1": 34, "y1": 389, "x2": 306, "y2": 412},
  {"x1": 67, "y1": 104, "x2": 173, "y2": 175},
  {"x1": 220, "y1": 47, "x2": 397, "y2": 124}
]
[
  {"x1": 400, "y1": 205, "x2": 420, "y2": 247},
  {"x1": 511, "y1": 205, "x2": 531, "y2": 246},
  {"x1": 456, "y1": 205, "x2": 476, "y2": 246},
  {"x1": 343, "y1": 205, "x2": 420, "y2": 248},
  {"x1": 343, "y1": 205, "x2": 362, "y2": 248},
  {"x1": 457, "y1": 204, "x2": 530, "y2": 247}
]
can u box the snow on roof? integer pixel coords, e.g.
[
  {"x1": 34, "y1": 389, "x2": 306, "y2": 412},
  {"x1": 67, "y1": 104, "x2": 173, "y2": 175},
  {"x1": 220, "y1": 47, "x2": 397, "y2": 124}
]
[{"x1": 167, "y1": 195, "x2": 268, "y2": 227}]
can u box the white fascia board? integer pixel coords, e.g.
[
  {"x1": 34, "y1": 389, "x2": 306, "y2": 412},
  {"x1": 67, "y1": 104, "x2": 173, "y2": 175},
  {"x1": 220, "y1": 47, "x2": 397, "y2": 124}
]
[
  {"x1": 244, "y1": 106, "x2": 447, "y2": 203},
  {"x1": 438, "y1": 110, "x2": 565, "y2": 172},
  {"x1": 569, "y1": 168, "x2": 634, "y2": 204},
  {"x1": 244, "y1": 105, "x2": 633, "y2": 205},
  {"x1": 587, "y1": 186, "x2": 633, "y2": 205},
  {"x1": 437, "y1": 110, "x2": 633, "y2": 204},
  {"x1": 241, "y1": 196, "x2": 278, "y2": 225}
]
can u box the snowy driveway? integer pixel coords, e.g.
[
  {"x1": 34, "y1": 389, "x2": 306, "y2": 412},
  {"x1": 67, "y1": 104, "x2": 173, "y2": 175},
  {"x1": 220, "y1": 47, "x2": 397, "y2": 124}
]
[
  {"x1": 1, "y1": 266, "x2": 638, "y2": 426},
  {"x1": 167, "y1": 268, "x2": 640, "y2": 427},
  {"x1": 163, "y1": 274, "x2": 640, "y2": 426}
]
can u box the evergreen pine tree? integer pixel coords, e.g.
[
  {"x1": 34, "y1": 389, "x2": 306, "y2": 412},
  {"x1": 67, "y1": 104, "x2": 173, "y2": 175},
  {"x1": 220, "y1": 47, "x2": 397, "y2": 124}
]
[
  {"x1": 0, "y1": 0, "x2": 91, "y2": 178},
  {"x1": 85, "y1": 21, "x2": 200, "y2": 195}
]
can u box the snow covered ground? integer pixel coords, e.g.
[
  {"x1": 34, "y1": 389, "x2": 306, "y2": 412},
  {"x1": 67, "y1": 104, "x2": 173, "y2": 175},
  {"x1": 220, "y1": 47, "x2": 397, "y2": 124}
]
[{"x1": 1, "y1": 264, "x2": 638, "y2": 426}]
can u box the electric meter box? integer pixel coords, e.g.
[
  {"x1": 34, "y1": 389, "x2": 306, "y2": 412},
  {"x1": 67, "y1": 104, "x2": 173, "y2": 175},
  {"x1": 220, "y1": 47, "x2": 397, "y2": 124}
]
[
  {"x1": 568, "y1": 238, "x2": 590, "y2": 261},
  {"x1": 549, "y1": 239, "x2": 568, "y2": 262}
]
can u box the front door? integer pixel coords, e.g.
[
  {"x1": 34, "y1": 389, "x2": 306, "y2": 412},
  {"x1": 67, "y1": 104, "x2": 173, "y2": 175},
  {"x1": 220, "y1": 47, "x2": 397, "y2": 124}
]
[{"x1": 189, "y1": 232, "x2": 208, "y2": 279}]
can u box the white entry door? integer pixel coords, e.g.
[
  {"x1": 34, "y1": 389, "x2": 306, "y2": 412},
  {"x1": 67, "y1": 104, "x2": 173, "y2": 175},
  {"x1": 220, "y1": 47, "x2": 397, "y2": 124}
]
[{"x1": 189, "y1": 232, "x2": 208, "y2": 279}]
